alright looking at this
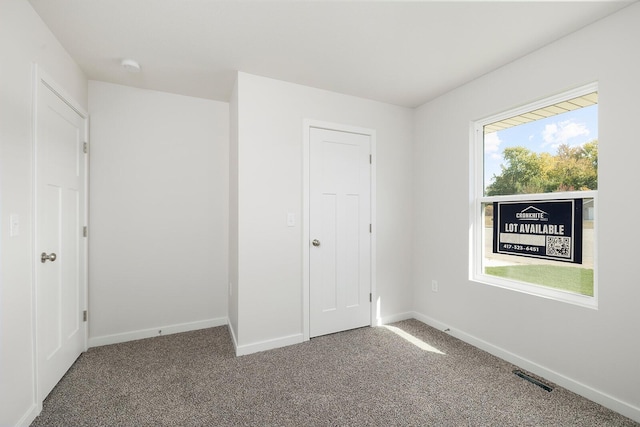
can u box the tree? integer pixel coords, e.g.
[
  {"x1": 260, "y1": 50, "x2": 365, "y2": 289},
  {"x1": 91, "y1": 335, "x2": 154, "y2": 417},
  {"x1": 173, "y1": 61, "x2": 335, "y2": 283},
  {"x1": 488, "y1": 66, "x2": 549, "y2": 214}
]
[
  {"x1": 486, "y1": 146, "x2": 543, "y2": 195},
  {"x1": 549, "y1": 142, "x2": 598, "y2": 191},
  {"x1": 486, "y1": 140, "x2": 598, "y2": 196}
]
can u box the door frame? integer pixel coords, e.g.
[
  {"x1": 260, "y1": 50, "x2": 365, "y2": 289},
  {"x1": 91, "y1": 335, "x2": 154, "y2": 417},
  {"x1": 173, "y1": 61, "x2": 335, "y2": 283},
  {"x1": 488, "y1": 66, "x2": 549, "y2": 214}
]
[
  {"x1": 31, "y1": 64, "x2": 89, "y2": 406},
  {"x1": 302, "y1": 120, "x2": 376, "y2": 341}
]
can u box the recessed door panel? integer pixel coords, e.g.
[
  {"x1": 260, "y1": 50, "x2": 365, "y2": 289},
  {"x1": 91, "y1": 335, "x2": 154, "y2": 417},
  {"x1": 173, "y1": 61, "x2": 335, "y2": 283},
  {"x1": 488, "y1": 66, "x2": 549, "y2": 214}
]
[
  {"x1": 36, "y1": 79, "x2": 86, "y2": 400},
  {"x1": 310, "y1": 128, "x2": 371, "y2": 338}
]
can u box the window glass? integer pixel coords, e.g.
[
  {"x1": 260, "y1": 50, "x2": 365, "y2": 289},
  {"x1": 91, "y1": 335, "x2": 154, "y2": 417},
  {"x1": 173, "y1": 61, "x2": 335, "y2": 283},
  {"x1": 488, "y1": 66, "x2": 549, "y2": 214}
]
[
  {"x1": 473, "y1": 86, "x2": 597, "y2": 306},
  {"x1": 484, "y1": 94, "x2": 597, "y2": 196}
]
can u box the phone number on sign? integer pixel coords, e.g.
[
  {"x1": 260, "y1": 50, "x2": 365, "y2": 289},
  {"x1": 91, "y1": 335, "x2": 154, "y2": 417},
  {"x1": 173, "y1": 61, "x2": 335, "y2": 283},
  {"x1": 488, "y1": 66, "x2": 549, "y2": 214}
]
[{"x1": 501, "y1": 244, "x2": 540, "y2": 252}]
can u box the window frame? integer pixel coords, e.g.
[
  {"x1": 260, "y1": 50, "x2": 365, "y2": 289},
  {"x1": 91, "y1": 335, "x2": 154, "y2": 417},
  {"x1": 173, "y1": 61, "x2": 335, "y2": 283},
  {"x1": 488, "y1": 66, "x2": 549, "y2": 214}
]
[{"x1": 470, "y1": 83, "x2": 598, "y2": 309}]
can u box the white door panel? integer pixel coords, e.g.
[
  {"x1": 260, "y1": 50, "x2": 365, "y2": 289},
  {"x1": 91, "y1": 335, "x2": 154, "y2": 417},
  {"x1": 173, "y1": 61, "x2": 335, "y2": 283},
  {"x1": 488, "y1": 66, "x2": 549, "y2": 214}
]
[
  {"x1": 36, "y1": 80, "x2": 86, "y2": 399},
  {"x1": 310, "y1": 128, "x2": 371, "y2": 338}
]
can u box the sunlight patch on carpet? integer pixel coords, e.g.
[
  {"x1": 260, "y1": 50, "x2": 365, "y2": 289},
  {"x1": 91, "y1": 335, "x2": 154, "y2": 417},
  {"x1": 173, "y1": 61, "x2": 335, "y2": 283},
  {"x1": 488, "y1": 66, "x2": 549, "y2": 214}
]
[{"x1": 383, "y1": 325, "x2": 446, "y2": 355}]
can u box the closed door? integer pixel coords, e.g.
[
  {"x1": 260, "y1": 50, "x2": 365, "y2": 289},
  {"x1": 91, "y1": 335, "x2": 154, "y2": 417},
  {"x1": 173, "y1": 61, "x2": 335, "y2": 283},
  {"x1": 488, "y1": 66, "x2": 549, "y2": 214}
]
[
  {"x1": 35, "y1": 79, "x2": 86, "y2": 399},
  {"x1": 309, "y1": 127, "x2": 371, "y2": 338}
]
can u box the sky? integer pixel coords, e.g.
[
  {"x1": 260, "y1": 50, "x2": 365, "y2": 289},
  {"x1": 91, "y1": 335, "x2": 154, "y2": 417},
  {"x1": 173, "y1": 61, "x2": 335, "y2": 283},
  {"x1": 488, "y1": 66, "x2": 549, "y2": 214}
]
[{"x1": 484, "y1": 104, "x2": 598, "y2": 192}]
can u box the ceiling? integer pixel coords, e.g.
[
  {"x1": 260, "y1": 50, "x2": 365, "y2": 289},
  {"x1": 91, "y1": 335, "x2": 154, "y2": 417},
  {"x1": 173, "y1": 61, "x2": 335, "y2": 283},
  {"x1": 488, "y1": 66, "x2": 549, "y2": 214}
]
[{"x1": 29, "y1": 0, "x2": 634, "y2": 108}]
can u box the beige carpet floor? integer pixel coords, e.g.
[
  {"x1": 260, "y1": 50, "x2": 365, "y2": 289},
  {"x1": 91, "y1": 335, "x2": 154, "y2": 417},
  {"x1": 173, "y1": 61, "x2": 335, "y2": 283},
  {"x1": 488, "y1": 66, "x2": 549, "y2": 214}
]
[{"x1": 31, "y1": 319, "x2": 638, "y2": 426}]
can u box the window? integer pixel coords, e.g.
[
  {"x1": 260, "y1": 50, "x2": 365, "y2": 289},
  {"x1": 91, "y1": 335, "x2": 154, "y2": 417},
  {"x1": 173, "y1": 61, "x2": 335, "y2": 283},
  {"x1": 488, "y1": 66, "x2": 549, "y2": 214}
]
[{"x1": 471, "y1": 84, "x2": 598, "y2": 308}]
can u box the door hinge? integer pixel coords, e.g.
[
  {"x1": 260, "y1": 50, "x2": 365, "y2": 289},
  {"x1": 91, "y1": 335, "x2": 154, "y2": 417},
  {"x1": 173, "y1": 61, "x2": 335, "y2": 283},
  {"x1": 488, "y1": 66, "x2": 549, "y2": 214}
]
[
  {"x1": 83, "y1": 142, "x2": 88, "y2": 154},
  {"x1": 369, "y1": 293, "x2": 372, "y2": 302},
  {"x1": 83, "y1": 310, "x2": 87, "y2": 322},
  {"x1": 369, "y1": 224, "x2": 372, "y2": 233},
  {"x1": 369, "y1": 154, "x2": 372, "y2": 164},
  {"x1": 83, "y1": 226, "x2": 88, "y2": 237}
]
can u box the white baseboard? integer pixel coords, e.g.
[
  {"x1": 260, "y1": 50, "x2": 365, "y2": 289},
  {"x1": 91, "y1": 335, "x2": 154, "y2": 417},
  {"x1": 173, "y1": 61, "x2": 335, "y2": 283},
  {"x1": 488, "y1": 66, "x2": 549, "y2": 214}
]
[
  {"x1": 227, "y1": 320, "x2": 239, "y2": 352},
  {"x1": 233, "y1": 311, "x2": 412, "y2": 356},
  {"x1": 88, "y1": 317, "x2": 227, "y2": 348},
  {"x1": 15, "y1": 403, "x2": 39, "y2": 427},
  {"x1": 411, "y1": 311, "x2": 640, "y2": 423},
  {"x1": 235, "y1": 333, "x2": 304, "y2": 357},
  {"x1": 377, "y1": 311, "x2": 414, "y2": 326}
]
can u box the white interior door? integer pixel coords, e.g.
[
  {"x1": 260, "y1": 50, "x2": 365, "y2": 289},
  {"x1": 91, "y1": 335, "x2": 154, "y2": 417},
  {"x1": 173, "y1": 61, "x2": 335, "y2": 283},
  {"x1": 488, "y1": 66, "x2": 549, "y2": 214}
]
[
  {"x1": 309, "y1": 127, "x2": 371, "y2": 338},
  {"x1": 35, "y1": 78, "x2": 86, "y2": 399}
]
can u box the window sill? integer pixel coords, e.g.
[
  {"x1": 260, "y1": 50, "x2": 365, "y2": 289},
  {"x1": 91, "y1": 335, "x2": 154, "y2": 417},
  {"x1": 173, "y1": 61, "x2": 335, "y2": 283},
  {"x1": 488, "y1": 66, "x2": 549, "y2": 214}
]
[{"x1": 472, "y1": 273, "x2": 598, "y2": 310}]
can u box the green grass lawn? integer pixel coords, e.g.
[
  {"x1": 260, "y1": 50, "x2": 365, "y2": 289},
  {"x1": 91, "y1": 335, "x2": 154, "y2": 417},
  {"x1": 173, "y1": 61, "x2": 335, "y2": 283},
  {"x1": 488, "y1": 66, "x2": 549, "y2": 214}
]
[{"x1": 485, "y1": 265, "x2": 593, "y2": 296}]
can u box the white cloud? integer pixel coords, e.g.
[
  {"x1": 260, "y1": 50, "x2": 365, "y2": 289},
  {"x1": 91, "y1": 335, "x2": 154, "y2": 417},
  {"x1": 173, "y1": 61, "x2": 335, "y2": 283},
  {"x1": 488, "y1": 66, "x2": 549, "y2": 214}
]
[
  {"x1": 542, "y1": 123, "x2": 558, "y2": 144},
  {"x1": 542, "y1": 120, "x2": 590, "y2": 148},
  {"x1": 484, "y1": 132, "x2": 501, "y2": 154}
]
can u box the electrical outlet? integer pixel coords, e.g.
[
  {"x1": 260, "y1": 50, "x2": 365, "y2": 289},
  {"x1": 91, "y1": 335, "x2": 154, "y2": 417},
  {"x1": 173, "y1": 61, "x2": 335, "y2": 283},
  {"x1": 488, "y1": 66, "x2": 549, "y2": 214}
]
[{"x1": 431, "y1": 280, "x2": 438, "y2": 292}]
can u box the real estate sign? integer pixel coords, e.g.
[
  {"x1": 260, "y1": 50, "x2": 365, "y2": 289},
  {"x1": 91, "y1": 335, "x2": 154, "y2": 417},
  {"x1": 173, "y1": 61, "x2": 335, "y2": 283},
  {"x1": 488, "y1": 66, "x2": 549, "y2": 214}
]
[{"x1": 493, "y1": 199, "x2": 582, "y2": 264}]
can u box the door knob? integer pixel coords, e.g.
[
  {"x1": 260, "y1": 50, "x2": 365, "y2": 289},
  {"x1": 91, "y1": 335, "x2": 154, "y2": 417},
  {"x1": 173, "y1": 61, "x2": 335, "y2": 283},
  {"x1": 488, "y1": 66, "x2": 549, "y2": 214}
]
[
  {"x1": 41, "y1": 252, "x2": 57, "y2": 263},
  {"x1": 312, "y1": 239, "x2": 321, "y2": 247}
]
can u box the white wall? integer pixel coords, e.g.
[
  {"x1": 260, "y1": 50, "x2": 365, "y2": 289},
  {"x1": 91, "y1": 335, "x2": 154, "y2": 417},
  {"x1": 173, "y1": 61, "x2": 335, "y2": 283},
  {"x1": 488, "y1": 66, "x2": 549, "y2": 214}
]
[
  {"x1": 0, "y1": 0, "x2": 88, "y2": 425},
  {"x1": 87, "y1": 81, "x2": 229, "y2": 345},
  {"x1": 228, "y1": 79, "x2": 239, "y2": 344},
  {"x1": 412, "y1": 3, "x2": 640, "y2": 422},
  {"x1": 233, "y1": 72, "x2": 414, "y2": 353}
]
